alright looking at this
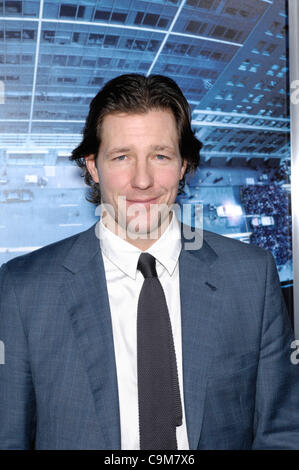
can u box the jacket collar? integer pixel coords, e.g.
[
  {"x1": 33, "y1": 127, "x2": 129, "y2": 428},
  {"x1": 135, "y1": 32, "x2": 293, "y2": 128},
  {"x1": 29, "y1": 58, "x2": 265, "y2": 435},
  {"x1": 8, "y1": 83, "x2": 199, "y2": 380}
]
[{"x1": 62, "y1": 221, "x2": 218, "y2": 274}]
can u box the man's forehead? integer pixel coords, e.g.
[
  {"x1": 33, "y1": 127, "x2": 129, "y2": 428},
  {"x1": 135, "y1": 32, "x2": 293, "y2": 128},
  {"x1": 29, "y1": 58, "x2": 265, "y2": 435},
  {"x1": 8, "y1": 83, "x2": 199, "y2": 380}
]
[
  {"x1": 98, "y1": 109, "x2": 179, "y2": 144},
  {"x1": 100, "y1": 108, "x2": 177, "y2": 128}
]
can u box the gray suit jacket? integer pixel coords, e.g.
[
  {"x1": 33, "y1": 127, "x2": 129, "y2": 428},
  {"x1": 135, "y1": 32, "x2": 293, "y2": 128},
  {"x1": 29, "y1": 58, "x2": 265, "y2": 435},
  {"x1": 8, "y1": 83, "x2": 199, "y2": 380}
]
[{"x1": 0, "y1": 222, "x2": 298, "y2": 449}]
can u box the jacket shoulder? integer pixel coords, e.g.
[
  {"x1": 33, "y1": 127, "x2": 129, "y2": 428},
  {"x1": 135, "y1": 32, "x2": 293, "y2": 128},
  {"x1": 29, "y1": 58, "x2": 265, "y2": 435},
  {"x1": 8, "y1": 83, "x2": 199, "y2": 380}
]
[{"x1": 202, "y1": 229, "x2": 271, "y2": 263}]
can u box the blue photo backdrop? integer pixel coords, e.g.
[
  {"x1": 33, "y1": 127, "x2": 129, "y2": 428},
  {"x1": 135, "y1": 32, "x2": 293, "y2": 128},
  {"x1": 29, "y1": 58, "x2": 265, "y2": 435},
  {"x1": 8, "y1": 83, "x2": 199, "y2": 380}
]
[{"x1": 0, "y1": 0, "x2": 292, "y2": 307}]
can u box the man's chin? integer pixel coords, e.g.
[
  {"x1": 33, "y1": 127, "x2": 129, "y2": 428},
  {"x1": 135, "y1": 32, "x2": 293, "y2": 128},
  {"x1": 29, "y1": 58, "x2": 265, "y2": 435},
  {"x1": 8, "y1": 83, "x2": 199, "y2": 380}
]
[
  {"x1": 125, "y1": 220, "x2": 162, "y2": 241},
  {"x1": 125, "y1": 211, "x2": 173, "y2": 240},
  {"x1": 102, "y1": 202, "x2": 173, "y2": 241}
]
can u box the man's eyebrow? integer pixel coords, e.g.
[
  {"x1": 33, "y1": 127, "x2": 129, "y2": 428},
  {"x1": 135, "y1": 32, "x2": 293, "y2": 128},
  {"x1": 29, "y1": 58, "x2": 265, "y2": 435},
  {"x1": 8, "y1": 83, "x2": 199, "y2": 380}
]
[
  {"x1": 106, "y1": 145, "x2": 176, "y2": 156},
  {"x1": 151, "y1": 145, "x2": 176, "y2": 152},
  {"x1": 106, "y1": 147, "x2": 131, "y2": 156}
]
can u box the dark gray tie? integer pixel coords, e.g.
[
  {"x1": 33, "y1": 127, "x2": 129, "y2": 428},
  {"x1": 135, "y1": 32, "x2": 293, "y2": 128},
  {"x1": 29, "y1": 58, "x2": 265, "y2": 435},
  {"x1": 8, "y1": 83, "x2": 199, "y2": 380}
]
[{"x1": 137, "y1": 252, "x2": 182, "y2": 450}]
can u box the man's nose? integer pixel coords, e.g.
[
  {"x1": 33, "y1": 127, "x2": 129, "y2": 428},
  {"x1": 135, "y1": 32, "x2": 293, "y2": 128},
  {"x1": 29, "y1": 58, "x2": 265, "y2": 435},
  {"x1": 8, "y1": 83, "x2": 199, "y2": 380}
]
[{"x1": 131, "y1": 160, "x2": 154, "y2": 189}]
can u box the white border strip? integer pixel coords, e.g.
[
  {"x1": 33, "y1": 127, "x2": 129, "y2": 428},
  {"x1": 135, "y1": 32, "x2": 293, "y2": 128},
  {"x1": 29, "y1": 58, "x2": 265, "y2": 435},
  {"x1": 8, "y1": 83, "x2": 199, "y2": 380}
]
[{"x1": 289, "y1": 0, "x2": 299, "y2": 337}]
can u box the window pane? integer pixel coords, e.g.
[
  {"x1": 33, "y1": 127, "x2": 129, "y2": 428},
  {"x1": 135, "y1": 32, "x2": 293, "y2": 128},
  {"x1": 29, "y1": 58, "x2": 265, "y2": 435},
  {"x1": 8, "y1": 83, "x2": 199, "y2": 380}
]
[
  {"x1": 104, "y1": 35, "x2": 119, "y2": 47},
  {"x1": 111, "y1": 12, "x2": 127, "y2": 23},
  {"x1": 134, "y1": 12, "x2": 144, "y2": 25},
  {"x1": 158, "y1": 18, "x2": 168, "y2": 28},
  {"x1": 60, "y1": 4, "x2": 77, "y2": 18},
  {"x1": 95, "y1": 10, "x2": 110, "y2": 20},
  {"x1": 6, "y1": 1, "x2": 22, "y2": 14},
  {"x1": 6, "y1": 31, "x2": 21, "y2": 39},
  {"x1": 143, "y1": 13, "x2": 159, "y2": 26}
]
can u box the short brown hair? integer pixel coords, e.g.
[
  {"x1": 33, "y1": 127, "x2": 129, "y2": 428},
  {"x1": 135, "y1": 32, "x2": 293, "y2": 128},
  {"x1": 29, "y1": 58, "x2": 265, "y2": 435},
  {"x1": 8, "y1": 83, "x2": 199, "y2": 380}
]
[{"x1": 70, "y1": 74, "x2": 202, "y2": 205}]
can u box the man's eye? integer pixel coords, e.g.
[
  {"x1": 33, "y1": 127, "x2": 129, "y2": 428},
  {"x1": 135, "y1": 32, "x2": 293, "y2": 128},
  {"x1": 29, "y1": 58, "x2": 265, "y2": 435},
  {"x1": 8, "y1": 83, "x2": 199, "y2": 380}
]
[
  {"x1": 114, "y1": 155, "x2": 126, "y2": 161},
  {"x1": 156, "y1": 154, "x2": 168, "y2": 160}
]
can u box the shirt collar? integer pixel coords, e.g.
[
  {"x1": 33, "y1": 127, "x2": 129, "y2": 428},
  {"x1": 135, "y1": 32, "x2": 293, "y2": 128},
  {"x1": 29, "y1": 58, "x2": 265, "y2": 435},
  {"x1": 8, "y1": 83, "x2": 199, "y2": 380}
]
[{"x1": 98, "y1": 211, "x2": 182, "y2": 279}]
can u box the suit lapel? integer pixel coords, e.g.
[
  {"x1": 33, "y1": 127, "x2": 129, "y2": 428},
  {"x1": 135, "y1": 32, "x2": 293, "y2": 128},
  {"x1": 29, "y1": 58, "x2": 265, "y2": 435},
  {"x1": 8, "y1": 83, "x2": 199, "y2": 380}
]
[
  {"x1": 62, "y1": 222, "x2": 121, "y2": 449},
  {"x1": 179, "y1": 226, "x2": 224, "y2": 449}
]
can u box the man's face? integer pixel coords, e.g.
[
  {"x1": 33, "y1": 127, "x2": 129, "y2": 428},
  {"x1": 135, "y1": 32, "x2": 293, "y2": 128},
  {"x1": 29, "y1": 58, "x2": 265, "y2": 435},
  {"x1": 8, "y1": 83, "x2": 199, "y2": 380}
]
[{"x1": 85, "y1": 109, "x2": 187, "y2": 245}]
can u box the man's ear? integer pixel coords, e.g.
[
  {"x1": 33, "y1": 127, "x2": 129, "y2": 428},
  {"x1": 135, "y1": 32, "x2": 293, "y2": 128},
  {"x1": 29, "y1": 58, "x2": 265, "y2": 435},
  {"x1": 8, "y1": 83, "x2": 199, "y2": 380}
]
[
  {"x1": 84, "y1": 154, "x2": 99, "y2": 183},
  {"x1": 180, "y1": 159, "x2": 188, "y2": 180}
]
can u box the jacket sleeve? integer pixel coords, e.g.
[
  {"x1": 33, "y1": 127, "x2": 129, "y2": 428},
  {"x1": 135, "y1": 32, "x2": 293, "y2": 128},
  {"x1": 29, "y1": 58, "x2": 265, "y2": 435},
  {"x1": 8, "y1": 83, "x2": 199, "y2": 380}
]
[
  {"x1": 0, "y1": 263, "x2": 36, "y2": 449},
  {"x1": 252, "y1": 250, "x2": 299, "y2": 449}
]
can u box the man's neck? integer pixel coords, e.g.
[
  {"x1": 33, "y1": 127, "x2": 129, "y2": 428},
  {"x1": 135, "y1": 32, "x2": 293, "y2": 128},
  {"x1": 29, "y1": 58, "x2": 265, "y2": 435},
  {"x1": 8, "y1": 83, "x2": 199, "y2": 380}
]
[{"x1": 101, "y1": 210, "x2": 173, "y2": 251}]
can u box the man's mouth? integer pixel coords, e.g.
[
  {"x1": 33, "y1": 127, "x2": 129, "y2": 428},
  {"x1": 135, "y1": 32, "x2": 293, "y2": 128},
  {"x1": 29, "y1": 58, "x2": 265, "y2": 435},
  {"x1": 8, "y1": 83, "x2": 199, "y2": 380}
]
[{"x1": 126, "y1": 197, "x2": 159, "y2": 204}]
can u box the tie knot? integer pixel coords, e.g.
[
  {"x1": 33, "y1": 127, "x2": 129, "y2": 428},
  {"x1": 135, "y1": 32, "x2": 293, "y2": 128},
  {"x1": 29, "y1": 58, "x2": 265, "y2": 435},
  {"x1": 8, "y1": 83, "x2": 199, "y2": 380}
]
[{"x1": 137, "y1": 253, "x2": 157, "y2": 278}]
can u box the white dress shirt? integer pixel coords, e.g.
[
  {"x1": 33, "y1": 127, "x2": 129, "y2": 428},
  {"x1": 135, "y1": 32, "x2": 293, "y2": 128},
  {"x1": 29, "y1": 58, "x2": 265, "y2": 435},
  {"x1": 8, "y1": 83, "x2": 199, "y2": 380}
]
[{"x1": 99, "y1": 212, "x2": 189, "y2": 450}]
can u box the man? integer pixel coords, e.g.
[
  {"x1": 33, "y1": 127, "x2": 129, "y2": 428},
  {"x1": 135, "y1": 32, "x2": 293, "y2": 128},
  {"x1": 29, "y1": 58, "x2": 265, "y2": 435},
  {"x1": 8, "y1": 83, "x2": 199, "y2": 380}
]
[{"x1": 0, "y1": 74, "x2": 298, "y2": 450}]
